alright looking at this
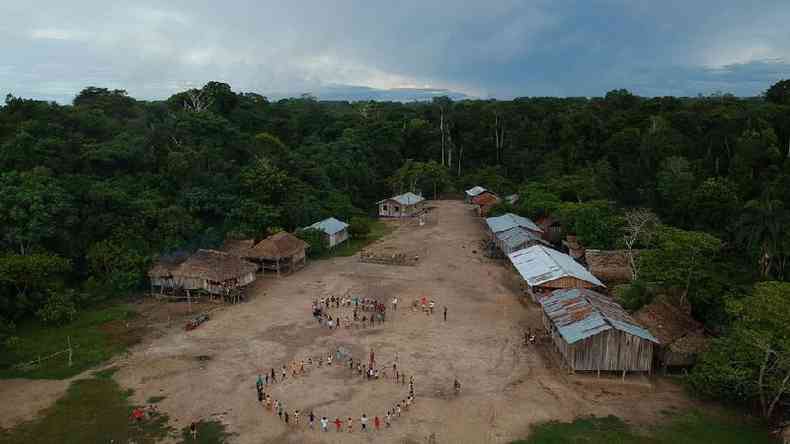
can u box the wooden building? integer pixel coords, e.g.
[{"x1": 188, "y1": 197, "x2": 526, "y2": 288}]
[
  {"x1": 507, "y1": 244, "x2": 605, "y2": 303},
  {"x1": 246, "y1": 232, "x2": 308, "y2": 276},
  {"x1": 541, "y1": 288, "x2": 658, "y2": 374},
  {"x1": 585, "y1": 249, "x2": 635, "y2": 285},
  {"x1": 633, "y1": 298, "x2": 709, "y2": 370},
  {"x1": 377, "y1": 192, "x2": 425, "y2": 218},
  {"x1": 562, "y1": 235, "x2": 586, "y2": 261},
  {"x1": 219, "y1": 238, "x2": 256, "y2": 257},
  {"x1": 464, "y1": 186, "x2": 487, "y2": 203},
  {"x1": 485, "y1": 213, "x2": 547, "y2": 257},
  {"x1": 471, "y1": 191, "x2": 500, "y2": 216},
  {"x1": 536, "y1": 215, "x2": 563, "y2": 243},
  {"x1": 305, "y1": 217, "x2": 349, "y2": 248},
  {"x1": 149, "y1": 249, "x2": 257, "y2": 299}
]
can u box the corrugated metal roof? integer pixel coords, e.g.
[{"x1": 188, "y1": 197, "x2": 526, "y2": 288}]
[
  {"x1": 541, "y1": 289, "x2": 658, "y2": 344},
  {"x1": 495, "y1": 227, "x2": 547, "y2": 249},
  {"x1": 379, "y1": 192, "x2": 425, "y2": 206},
  {"x1": 306, "y1": 217, "x2": 349, "y2": 235},
  {"x1": 471, "y1": 192, "x2": 500, "y2": 207},
  {"x1": 507, "y1": 245, "x2": 605, "y2": 288},
  {"x1": 465, "y1": 186, "x2": 487, "y2": 197},
  {"x1": 486, "y1": 213, "x2": 543, "y2": 234}
]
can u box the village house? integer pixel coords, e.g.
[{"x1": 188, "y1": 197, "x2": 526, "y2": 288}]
[
  {"x1": 219, "y1": 238, "x2": 256, "y2": 257},
  {"x1": 149, "y1": 249, "x2": 257, "y2": 300},
  {"x1": 633, "y1": 297, "x2": 709, "y2": 371},
  {"x1": 485, "y1": 213, "x2": 547, "y2": 256},
  {"x1": 377, "y1": 192, "x2": 425, "y2": 218},
  {"x1": 464, "y1": 185, "x2": 487, "y2": 203},
  {"x1": 471, "y1": 191, "x2": 501, "y2": 216},
  {"x1": 245, "y1": 232, "x2": 308, "y2": 276},
  {"x1": 585, "y1": 249, "x2": 636, "y2": 285},
  {"x1": 507, "y1": 244, "x2": 605, "y2": 303},
  {"x1": 305, "y1": 217, "x2": 350, "y2": 248},
  {"x1": 536, "y1": 215, "x2": 563, "y2": 244},
  {"x1": 541, "y1": 288, "x2": 658, "y2": 375}
]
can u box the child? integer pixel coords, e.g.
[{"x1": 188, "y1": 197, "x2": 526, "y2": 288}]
[
  {"x1": 347, "y1": 416, "x2": 353, "y2": 433},
  {"x1": 334, "y1": 417, "x2": 342, "y2": 432},
  {"x1": 321, "y1": 416, "x2": 329, "y2": 432},
  {"x1": 374, "y1": 415, "x2": 380, "y2": 431},
  {"x1": 361, "y1": 414, "x2": 368, "y2": 432}
]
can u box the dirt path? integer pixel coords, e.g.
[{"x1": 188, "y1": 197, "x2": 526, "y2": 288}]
[{"x1": 4, "y1": 201, "x2": 700, "y2": 442}]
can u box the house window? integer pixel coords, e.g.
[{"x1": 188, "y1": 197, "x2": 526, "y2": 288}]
[
  {"x1": 382, "y1": 204, "x2": 388, "y2": 211},
  {"x1": 394, "y1": 206, "x2": 400, "y2": 212}
]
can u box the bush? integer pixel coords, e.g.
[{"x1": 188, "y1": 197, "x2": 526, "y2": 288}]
[
  {"x1": 0, "y1": 315, "x2": 15, "y2": 346},
  {"x1": 36, "y1": 290, "x2": 78, "y2": 326},
  {"x1": 296, "y1": 228, "x2": 328, "y2": 258},
  {"x1": 348, "y1": 217, "x2": 372, "y2": 238},
  {"x1": 614, "y1": 280, "x2": 653, "y2": 311}
]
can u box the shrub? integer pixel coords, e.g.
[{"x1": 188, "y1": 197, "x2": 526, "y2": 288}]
[
  {"x1": 36, "y1": 290, "x2": 78, "y2": 326},
  {"x1": 348, "y1": 217, "x2": 372, "y2": 238}
]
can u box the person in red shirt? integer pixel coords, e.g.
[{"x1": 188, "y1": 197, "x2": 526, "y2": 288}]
[
  {"x1": 374, "y1": 415, "x2": 380, "y2": 431},
  {"x1": 334, "y1": 417, "x2": 342, "y2": 432}
]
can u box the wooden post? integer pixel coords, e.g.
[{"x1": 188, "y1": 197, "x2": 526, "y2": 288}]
[
  {"x1": 622, "y1": 369, "x2": 626, "y2": 381},
  {"x1": 67, "y1": 336, "x2": 73, "y2": 367},
  {"x1": 187, "y1": 289, "x2": 192, "y2": 314}
]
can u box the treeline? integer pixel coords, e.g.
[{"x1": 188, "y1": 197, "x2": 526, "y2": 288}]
[{"x1": 2, "y1": 81, "x2": 790, "y2": 329}]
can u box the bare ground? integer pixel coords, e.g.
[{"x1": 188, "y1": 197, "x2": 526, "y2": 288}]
[{"x1": 1, "y1": 201, "x2": 703, "y2": 443}]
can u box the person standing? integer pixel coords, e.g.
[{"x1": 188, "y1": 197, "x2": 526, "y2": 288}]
[
  {"x1": 256, "y1": 374, "x2": 263, "y2": 391},
  {"x1": 444, "y1": 306, "x2": 447, "y2": 321},
  {"x1": 284, "y1": 411, "x2": 289, "y2": 425},
  {"x1": 334, "y1": 417, "x2": 342, "y2": 432},
  {"x1": 294, "y1": 409, "x2": 300, "y2": 425},
  {"x1": 392, "y1": 297, "x2": 398, "y2": 311},
  {"x1": 270, "y1": 367, "x2": 276, "y2": 383},
  {"x1": 361, "y1": 414, "x2": 368, "y2": 432},
  {"x1": 321, "y1": 416, "x2": 329, "y2": 432},
  {"x1": 374, "y1": 415, "x2": 380, "y2": 431},
  {"x1": 347, "y1": 416, "x2": 353, "y2": 433},
  {"x1": 385, "y1": 411, "x2": 391, "y2": 428},
  {"x1": 189, "y1": 422, "x2": 197, "y2": 440}
]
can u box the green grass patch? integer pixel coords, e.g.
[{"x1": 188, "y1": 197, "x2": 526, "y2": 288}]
[
  {"x1": 0, "y1": 304, "x2": 138, "y2": 379},
  {"x1": 512, "y1": 411, "x2": 777, "y2": 444},
  {"x1": 178, "y1": 419, "x2": 236, "y2": 443},
  {"x1": 317, "y1": 220, "x2": 394, "y2": 259},
  {"x1": 0, "y1": 374, "x2": 174, "y2": 444}
]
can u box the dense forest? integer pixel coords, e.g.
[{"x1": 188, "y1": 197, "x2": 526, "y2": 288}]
[{"x1": 1, "y1": 81, "x2": 790, "y2": 420}]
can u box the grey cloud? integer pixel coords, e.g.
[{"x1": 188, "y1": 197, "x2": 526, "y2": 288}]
[{"x1": 2, "y1": 1, "x2": 790, "y2": 103}]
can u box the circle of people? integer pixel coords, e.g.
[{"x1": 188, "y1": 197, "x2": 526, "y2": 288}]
[
  {"x1": 312, "y1": 296, "x2": 389, "y2": 330},
  {"x1": 254, "y1": 348, "x2": 416, "y2": 433}
]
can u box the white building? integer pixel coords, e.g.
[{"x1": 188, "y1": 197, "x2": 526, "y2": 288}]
[{"x1": 305, "y1": 217, "x2": 350, "y2": 248}]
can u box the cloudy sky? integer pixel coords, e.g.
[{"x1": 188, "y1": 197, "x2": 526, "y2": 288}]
[{"x1": 3, "y1": 1, "x2": 790, "y2": 102}]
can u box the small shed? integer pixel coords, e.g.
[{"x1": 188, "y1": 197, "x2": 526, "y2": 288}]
[
  {"x1": 305, "y1": 217, "x2": 349, "y2": 248},
  {"x1": 633, "y1": 298, "x2": 709, "y2": 370},
  {"x1": 169, "y1": 249, "x2": 257, "y2": 296},
  {"x1": 585, "y1": 249, "x2": 635, "y2": 285},
  {"x1": 471, "y1": 191, "x2": 500, "y2": 216},
  {"x1": 465, "y1": 186, "x2": 487, "y2": 203},
  {"x1": 486, "y1": 213, "x2": 543, "y2": 237},
  {"x1": 493, "y1": 227, "x2": 549, "y2": 256},
  {"x1": 507, "y1": 245, "x2": 605, "y2": 303},
  {"x1": 377, "y1": 192, "x2": 425, "y2": 218},
  {"x1": 541, "y1": 288, "x2": 658, "y2": 374},
  {"x1": 246, "y1": 232, "x2": 308, "y2": 276}
]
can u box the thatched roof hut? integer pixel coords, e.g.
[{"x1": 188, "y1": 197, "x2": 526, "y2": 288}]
[
  {"x1": 633, "y1": 298, "x2": 709, "y2": 369},
  {"x1": 171, "y1": 249, "x2": 257, "y2": 295},
  {"x1": 220, "y1": 238, "x2": 256, "y2": 257},
  {"x1": 246, "y1": 232, "x2": 308, "y2": 275},
  {"x1": 585, "y1": 249, "x2": 634, "y2": 284}
]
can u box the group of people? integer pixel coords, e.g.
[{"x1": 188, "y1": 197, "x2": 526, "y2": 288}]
[
  {"x1": 254, "y1": 349, "x2": 416, "y2": 433},
  {"x1": 410, "y1": 296, "x2": 447, "y2": 321},
  {"x1": 312, "y1": 295, "x2": 388, "y2": 330}
]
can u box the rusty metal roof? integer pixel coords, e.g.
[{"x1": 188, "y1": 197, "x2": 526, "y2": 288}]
[
  {"x1": 541, "y1": 289, "x2": 658, "y2": 345},
  {"x1": 507, "y1": 245, "x2": 604, "y2": 288}
]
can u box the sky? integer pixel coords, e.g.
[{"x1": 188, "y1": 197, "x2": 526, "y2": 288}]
[{"x1": 2, "y1": 1, "x2": 790, "y2": 103}]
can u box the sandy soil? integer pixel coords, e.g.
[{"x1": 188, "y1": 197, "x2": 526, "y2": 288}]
[{"x1": 2, "y1": 201, "x2": 701, "y2": 443}]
